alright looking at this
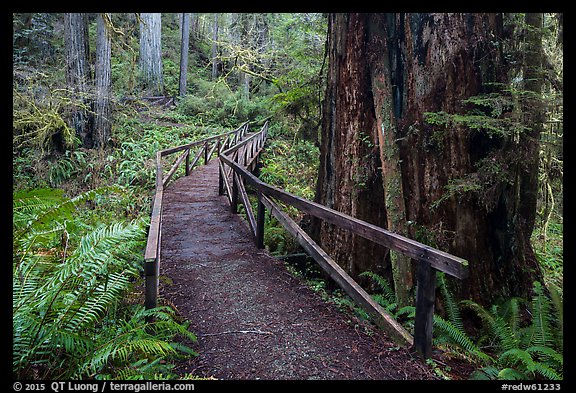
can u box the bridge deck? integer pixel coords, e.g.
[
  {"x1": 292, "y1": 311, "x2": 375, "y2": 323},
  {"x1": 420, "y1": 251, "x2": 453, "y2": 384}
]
[{"x1": 159, "y1": 159, "x2": 434, "y2": 380}]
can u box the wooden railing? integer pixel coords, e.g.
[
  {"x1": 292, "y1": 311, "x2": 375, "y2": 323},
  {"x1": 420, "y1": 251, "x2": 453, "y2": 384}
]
[
  {"x1": 143, "y1": 122, "x2": 249, "y2": 310},
  {"x1": 218, "y1": 122, "x2": 469, "y2": 359}
]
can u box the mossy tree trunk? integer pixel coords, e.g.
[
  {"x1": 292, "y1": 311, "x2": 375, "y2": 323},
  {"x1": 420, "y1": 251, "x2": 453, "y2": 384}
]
[
  {"x1": 314, "y1": 13, "x2": 543, "y2": 307},
  {"x1": 94, "y1": 13, "x2": 112, "y2": 148},
  {"x1": 64, "y1": 13, "x2": 92, "y2": 148}
]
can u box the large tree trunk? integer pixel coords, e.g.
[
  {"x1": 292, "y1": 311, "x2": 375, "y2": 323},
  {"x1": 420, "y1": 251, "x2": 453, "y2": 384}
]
[
  {"x1": 313, "y1": 14, "x2": 390, "y2": 285},
  {"x1": 94, "y1": 13, "x2": 112, "y2": 148},
  {"x1": 64, "y1": 13, "x2": 92, "y2": 148},
  {"x1": 139, "y1": 13, "x2": 163, "y2": 96},
  {"x1": 314, "y1": 13, "x2": 543, "y2": 307},
  {"x1": 179, "y1": 13, "x2": 190, "y2": 97}
]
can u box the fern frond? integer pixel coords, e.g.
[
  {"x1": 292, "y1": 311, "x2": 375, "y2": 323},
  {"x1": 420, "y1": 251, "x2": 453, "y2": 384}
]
[
  {"x1": 531, "y1": 281, "x2": 555, "y2": 348},
  {"x1": 526, "y1": 346, "x2": 563, "y2": 368},
  {"x1": 545, "y1": 281, "x2": 563, "y2": 348},
  {"x1": 359, "y1": 271, "x2": 396, "y2": 304},
  {"x1": 461, "y1": 300, "x2": 519, "y2": 351},
  {"x1": 499, "y1": 348, "x2": 535, "y2": 370},
  {"x1": 437, "y1": 272, "x2": 464, "y2": 332},
  {"x1": 470, "y1": 366, "x2": 500, "y2": 380},
  {"x1": 498, "y1": 368, "x2": 528, "y2": 380},
  {"x1": 433, "y1": 315, "x2": 493, "y2": 364},
  {"x1": 529, "y1": 362, "x2": 562, "y2": 380}
]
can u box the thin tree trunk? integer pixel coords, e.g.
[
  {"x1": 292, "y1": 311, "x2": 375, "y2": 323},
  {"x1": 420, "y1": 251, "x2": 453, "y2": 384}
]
[
  {"x1": 94, "y1": 13, "x2": 112, "y2": 148},
  {"x1": 139, "y1": 13, "x2": 163, "y2": 96},
  {"x1": 179, "y1": 13, "x2": 190, "y2": 97},
  {"x1": 519, "y1": 13, "x2": 545, "y2": 241},
  {"x1": 64, "y1": 13, "x2": 92, "y2": 148},
  {"x1": 211, "y1": 13, "x2": 219, "y2": 81}
]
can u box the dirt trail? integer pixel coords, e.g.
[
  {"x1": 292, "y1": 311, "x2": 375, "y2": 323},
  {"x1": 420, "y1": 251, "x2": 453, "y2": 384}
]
[{"x1": 159, "y1": 159, "x2": 437, "y2": 380}]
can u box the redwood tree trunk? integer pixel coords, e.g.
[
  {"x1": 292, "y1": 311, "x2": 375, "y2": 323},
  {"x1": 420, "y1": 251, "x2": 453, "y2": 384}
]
[
  {"x1": 64, "y1": 13, "x2": 92, "y2": 148},
  {"x1": 94, "y1": 13, "x2": 112, "y2": 148},
  {"x1": 139, "y1": 13, "x2": 163, "y2": 96},
  {"x1": 313, "y1": 14, "x2": 390, "y2": 285},
  {"x1": 314, "y1": 13, "x2": 543, "y2": 306},
  {"x1": 179, "y1": 13, "x2": 190, "y2": 97}
]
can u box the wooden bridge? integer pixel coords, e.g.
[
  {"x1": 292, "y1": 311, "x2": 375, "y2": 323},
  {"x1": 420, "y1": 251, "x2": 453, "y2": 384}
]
[{"x1": 143, "y1": 121, "x2": 469, "y2": 379}]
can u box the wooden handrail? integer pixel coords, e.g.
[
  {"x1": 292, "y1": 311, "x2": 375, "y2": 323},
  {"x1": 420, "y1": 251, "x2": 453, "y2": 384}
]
[
  {"x1": 144, "y1": 122, "x2": 250, "y2": 311},
  {"x1": 219, "y1": 153, "x2": 468, "y2": 279},
  {"x1": 145, "y1": 118, "x2": 469, "y2": 360},
  {"x1": 218, "y1": 121, "x2": 468, "y2": 359}
]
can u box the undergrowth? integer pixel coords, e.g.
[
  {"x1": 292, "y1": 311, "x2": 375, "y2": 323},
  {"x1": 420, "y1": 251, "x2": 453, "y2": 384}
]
[
  {"x1": 357, "y1": 271, "x2": 563, "y2": 380},
  {"x1": 13, "y1": 187, "x2": 197, "y2": 379}
]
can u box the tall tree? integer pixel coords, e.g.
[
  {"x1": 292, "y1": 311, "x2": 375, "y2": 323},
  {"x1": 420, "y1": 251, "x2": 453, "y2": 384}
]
[
  {"x1": 313, "y1": 13, "x2": 543, "y2": 307},
  {"x1": 178, "y1": 13, "x2": 190, "y2": 98},
  {"x1": 94, "y1": 13, "x2": 112, "y2": 148},
  {"x1": 64, "y1": 13, "x2": 92, "y2": 148},
  {"x1": 139, "y1": 13, "x2": 163, "y2": 96},
  {"x1": 211, "y1": 13, "x2": 219, "y2": 81}
]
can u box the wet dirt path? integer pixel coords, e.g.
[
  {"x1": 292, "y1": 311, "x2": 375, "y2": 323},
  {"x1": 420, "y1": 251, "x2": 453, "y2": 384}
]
[{"x1": 159, "y1": 159, "x2": 435, "y2": 380}]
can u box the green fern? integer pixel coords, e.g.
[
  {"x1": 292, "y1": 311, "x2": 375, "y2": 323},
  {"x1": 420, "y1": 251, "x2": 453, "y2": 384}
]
[
  {"x1": 461, "y1": 300, "x2": 520, "y2": 351},
  {"x1": 530, "y1": 281, "x2": 555, "y2": 348},
  {"x1": 433, "y1": 315, "x2": 493, "y2": 364},
  {"x1": 437, "y1": 272, "x2": 464, "y2": 332},
  {"x1": 13, "y1": 188, "x2": 197, "y2": 379},
  {"x1": 359, "y1": 271, "x2": 396, "y2": 306},
  {"x1": 462, "y1": 281, "x2": 563, "y2": 380}
]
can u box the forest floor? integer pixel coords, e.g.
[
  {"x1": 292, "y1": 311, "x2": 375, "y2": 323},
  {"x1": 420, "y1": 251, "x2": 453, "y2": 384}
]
[{"x1": 157, "y1": 159, "x2": 476, "y2": 380}]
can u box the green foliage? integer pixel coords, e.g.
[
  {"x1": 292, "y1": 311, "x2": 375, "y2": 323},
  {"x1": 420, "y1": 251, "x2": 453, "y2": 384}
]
[
  {"x1": 359, "y1": 270, "x2": 562, "y2": 379},
  {"x1": 176, "y1": 78, "x2": 271, "y2": 127},
  {"x1": 13, "y1": 86, "x2": 80, "y2": 153},
  {"x1": 465, "y1": 281, "x2": 563, "y2": 380},
  {"x1": 13, "y1": 188, "x2": 196, "y2": 379}
]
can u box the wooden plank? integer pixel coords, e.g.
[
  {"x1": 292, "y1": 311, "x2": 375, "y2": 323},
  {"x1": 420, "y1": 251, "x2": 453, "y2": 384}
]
[
  {"x1": 256, "y1": 195, "x2": 265, "y2": 249},
  {"x1": 261, "y1": 195, "x2": 414, "y2": 346},
  {"x1": 207, "y1": 139, "x2": 219, "y2": 162},
  {"x1": 219, "y1": 160, "x2": 233, "y2": 204},
  {"x1": 221, "y1": 128, "x2": 265, "y2": 156},
  {"x1": 246, "y1": 146, "x2": 264, "y2": 171},
  {"x1": 163, "y1": 148, "x2": 189, "y2": 187},
  {"x1": 219, "y1": 155, "x2": 468, "y2": 279},
  {"x1": 413, "y1": 260, "x2": 437, "y2": 359},
  {"x1": 187, "y1": 144, "x2": 205, "y2": 173},
  {"x1": 236, "y1": 172, "x2": 257, "y2": 237},
  {"x1": 155, "y1": 151, "x2": 163, "y2": 190},
  {"x1": 159, "y1": 121, "x2": 248, "y2": 157},
  {"x1": 144, "y1": 188, "x2": 163, "y2": 261}
]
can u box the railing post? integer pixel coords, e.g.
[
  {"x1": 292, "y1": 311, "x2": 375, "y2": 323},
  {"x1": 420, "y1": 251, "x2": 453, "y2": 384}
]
[
  {"x1": 231, "y1": 172, "x2": 239, "y2": 214},
  {"x1": 204, "y1": 141, "x2": 209, "y2": 164},
  {"x1": 185, "y1": 148, "x2": 190, "y2": 176},
  {"x1": 413, "y1": 260, "x2": 437, "y2": 359},
  {"x1": 218, "y1": 161, "x2": 224, "y2": 196},
  {"x1": 256, "y1": 193, "x2": 265, "y2": 249},
  {"x1": 144, "y1": 257, "x2": 158, "y2": 310}
]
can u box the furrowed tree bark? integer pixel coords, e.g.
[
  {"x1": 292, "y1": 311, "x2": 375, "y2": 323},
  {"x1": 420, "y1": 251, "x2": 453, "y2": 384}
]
[
  {"x1": 179, "y1": 13, "x2": 190, "y2": 97},
  {"x1": 139, "y1": 13, "x2": 163, "y2": 96},
  {"x1": 313, "y1": 14, "x2": 390, "y2": 284},
  {"x1": 314, "y1": 13, "x2": 543, "y2": 307},
  {"x1": 94, "y1": 13, "x2": 112, "y2": 148},
  {"x1": 64, "y1": 13, "x2": 92, "y2": 148}
]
